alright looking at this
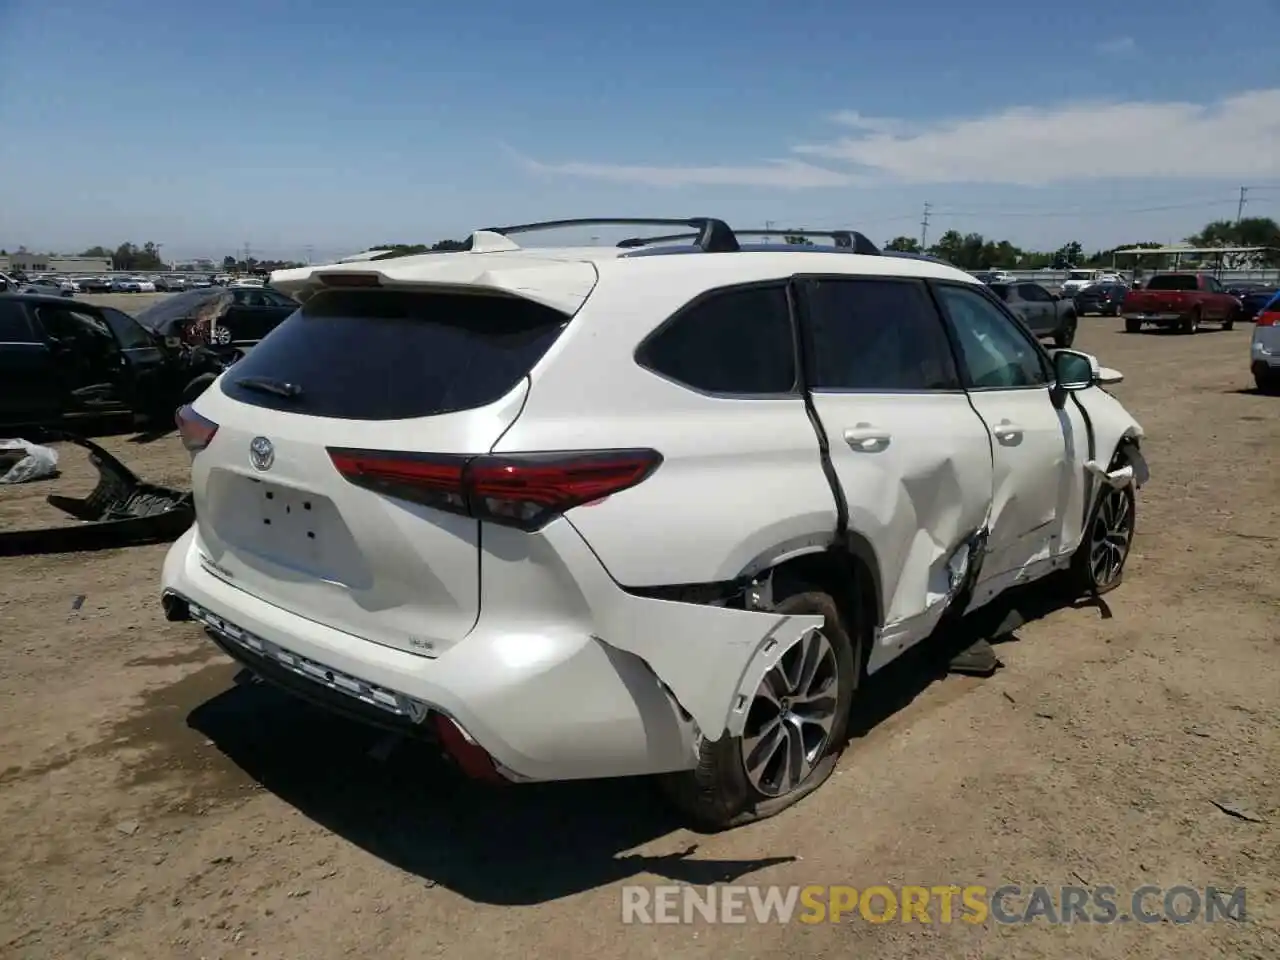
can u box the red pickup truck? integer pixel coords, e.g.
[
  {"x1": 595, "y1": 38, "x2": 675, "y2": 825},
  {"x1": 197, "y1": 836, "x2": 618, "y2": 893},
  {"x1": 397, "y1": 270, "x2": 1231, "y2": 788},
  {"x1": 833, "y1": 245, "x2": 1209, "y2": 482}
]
[{"x1": 1121, "y1": 273, "x2": 1239, "y2": 334}]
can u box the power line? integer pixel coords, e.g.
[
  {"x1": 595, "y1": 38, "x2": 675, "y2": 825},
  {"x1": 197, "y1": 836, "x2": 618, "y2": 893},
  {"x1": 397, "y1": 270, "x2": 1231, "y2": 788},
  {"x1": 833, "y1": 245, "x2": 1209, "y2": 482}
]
[{"x1": 931, "y1": 197, "x2": 1242, "y2": 218}]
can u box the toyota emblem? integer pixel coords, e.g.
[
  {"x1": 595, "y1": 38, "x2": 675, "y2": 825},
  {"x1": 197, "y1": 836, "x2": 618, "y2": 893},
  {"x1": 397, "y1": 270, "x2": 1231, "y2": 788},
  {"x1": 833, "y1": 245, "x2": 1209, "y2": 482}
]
[{"x1": 249, "y1": 436, "x2": 275, "y2": 471}]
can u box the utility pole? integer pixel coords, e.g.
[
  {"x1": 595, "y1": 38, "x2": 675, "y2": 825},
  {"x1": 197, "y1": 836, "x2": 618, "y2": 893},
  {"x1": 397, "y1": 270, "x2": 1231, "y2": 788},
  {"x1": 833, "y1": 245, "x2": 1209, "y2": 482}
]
[
  {"x1": 764, "y1": 220, "x2": 776, "y2": 244},
  {"x1": 1236, "y1": 186, "x2": 1249, "y2": 224},
  {"x1": 920, "y1": 201, "x2": 931, "y2": 250},
  {"x1": 304, "y1": 244, "x2": 314, "y2": 265}
]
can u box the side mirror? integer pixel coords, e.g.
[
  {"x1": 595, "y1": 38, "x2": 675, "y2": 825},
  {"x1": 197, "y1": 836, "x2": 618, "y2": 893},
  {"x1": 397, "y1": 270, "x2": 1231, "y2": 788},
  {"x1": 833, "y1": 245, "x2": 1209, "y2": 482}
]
[{"x1": 1053, "y1": 349, "x2": 1099, "y2": 392}]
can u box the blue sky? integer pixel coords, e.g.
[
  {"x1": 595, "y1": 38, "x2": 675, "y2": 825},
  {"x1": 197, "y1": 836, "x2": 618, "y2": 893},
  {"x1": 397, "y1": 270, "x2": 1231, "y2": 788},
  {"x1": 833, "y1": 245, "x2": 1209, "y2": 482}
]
[{"x1": 2, "y1": 0, "x2": 1279, "y2": 262}]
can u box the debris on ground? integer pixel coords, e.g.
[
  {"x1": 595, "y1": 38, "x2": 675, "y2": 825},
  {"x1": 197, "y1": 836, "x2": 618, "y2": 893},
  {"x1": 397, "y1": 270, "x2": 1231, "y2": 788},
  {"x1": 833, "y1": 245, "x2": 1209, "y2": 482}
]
[
  {"x1": 1210, "y1": 799, "x2": 1266, "y2": 824},
  {"x1": 0, "y1": 434, "x2": 192, "y2": 557},
  {"x1": 0, "y1": 439, "x2": 59, "y2": 484}
]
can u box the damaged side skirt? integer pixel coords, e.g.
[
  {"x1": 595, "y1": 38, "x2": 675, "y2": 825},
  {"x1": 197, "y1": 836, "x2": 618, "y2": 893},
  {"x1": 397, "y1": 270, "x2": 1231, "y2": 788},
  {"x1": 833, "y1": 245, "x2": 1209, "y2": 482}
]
[{"x1": 0, "y1": 434, "x2": 193, "y2": 557}]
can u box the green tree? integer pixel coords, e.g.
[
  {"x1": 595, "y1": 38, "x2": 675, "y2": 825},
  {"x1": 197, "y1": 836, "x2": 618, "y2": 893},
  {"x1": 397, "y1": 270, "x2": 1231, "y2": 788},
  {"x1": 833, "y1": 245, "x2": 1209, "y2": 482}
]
[
  {"x1": 884, "y1": 236, "x2": 921, "y2": 253},
  {"x1": 927, "y1": 229, "x2": 964, "y2": 265},
  {"x1": 431, "y1": 239, "x2": 467, "y2": 251},
  {"x1": 1050, "y1": 241, "x2": 1084, "y2": 268},
  {"x1": 79, "y1": 245, "x2": 112, "y2": 258},
  {"x1": 1186, "y1": 217, "x2": 1280, "y2": 266},
  {"x1": 782, "y1": 230, "x2": 814, "y2": 245}
]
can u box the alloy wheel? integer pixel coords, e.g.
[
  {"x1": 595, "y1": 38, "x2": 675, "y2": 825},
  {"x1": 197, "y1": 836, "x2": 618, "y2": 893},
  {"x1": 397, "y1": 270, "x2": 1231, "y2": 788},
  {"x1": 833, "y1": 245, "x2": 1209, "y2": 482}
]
[
  {"x1": 740, "y1": 628, "x2": 839, "y2": 797},
  {"x1": 1089, "y1": 486, "x2": 1134, "y2": 588}
]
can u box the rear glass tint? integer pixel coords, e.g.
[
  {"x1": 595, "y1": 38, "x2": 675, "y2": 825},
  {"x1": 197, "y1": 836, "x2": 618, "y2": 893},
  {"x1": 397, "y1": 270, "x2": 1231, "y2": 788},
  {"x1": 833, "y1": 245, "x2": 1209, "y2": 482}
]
[
  {"x1": 1144, "y1": 275, "x2": 1199, "y2": 291},
  {"x1": 220, "y1": 289, "x2": 568, "y2": 420}
]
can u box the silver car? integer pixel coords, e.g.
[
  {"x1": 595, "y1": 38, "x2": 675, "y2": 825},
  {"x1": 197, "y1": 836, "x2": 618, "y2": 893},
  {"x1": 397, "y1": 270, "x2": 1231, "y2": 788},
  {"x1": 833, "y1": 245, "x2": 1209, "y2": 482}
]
[{"x1": 986, "y1": 281, "x2": 1079, "y2": 347}]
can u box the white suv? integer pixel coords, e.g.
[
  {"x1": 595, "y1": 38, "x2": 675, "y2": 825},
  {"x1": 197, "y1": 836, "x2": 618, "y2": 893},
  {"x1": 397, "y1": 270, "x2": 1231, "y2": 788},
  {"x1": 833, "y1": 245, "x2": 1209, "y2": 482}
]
[{"x1": 161, "y1": 218, "x2": 1149, "y2": 828}]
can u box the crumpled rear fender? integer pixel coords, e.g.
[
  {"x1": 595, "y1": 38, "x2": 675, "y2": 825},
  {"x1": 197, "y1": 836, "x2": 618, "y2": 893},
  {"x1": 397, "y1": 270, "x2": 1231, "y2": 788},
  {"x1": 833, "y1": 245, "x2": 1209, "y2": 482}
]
[
  {"x1": 551, "y1": 519, "x2": 824, "y2": 742},
  {"x1": 594, "y1": 598, "x2": 825, "y2": 742}
]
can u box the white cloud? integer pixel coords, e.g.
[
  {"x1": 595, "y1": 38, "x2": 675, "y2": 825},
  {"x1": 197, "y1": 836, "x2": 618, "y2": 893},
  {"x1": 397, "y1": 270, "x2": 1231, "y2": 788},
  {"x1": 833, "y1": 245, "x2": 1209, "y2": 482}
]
[
  {"x1": 793, "y1": 89, "x2": 1280, "y2": 185},
  {"x1": 509, "y1": 89, "x2": 1280, "y2": 190},
  {"x1": 1095, "y1": 36, "x2": 1137, "y2": 55},
  {"x1": 515, "y1": 151, "x2": 856, "y2": 189}
]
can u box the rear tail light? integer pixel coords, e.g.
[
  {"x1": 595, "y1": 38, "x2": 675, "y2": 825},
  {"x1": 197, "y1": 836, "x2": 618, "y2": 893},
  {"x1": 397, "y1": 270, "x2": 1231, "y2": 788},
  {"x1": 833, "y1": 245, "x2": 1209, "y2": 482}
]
[
  {"x1": 176, "y1": 404, "x2": 219, "y2": 452},
  {"x1": 1256, "y1": 311, "x2": 1279, "y2": 328},
  {"x1": 326, "y1": 447, "x2": 663, "y2": 531}
]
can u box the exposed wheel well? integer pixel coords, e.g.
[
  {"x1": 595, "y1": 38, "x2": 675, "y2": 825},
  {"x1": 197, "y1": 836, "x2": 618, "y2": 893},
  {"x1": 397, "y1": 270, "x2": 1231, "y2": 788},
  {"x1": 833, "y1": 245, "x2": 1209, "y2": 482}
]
[{"x1": 766, "y1": 546, "x2": 880, "y2": 653}]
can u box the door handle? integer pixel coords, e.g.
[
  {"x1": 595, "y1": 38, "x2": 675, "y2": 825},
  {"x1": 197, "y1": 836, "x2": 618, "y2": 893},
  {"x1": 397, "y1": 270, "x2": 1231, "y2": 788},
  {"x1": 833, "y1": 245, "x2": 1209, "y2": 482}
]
[
  {"x1": 844, "y1": 424, "x2": 891, "y2": 452},
  {"x1": 992, "y1": 420, "x2": 1023, "y2": 444}
]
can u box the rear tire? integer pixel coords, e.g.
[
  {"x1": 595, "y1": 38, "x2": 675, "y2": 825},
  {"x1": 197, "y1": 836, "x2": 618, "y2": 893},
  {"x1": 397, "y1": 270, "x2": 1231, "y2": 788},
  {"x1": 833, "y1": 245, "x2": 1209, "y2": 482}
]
[
  {"x1": 659, "y1": 585, "x2": 859, "y2": 830},
  {"x1": 1125, "y1": 317, "x2": 1142, "y2": 333}
]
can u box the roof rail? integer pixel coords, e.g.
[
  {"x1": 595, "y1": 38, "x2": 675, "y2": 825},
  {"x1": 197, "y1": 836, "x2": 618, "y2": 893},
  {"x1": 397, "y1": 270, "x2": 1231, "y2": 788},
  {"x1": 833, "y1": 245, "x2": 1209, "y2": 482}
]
[
  {"x1": 617, "y1": 227, "x2": 881, "y2": 256},
  {"x1": 482, "y1": 218, "x2": 740, "y2": 253}
]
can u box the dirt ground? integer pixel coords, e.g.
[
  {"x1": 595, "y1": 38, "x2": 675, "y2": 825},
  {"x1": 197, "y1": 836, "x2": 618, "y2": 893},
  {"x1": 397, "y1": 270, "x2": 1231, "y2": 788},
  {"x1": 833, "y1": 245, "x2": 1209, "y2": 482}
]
[{"x1": 1, "y1": 316, "x2": 1276, "y2": 959}]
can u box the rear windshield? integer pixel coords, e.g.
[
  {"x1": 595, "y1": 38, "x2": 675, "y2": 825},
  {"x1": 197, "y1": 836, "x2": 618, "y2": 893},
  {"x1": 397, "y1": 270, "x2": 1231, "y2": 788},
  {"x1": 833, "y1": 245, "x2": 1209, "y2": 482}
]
[
  {"x1": 1144, "y1": 275, "x2": 1199, "y2": 291},
  {"x1": 220, "y1": 288, "x2": 568, "y2": 420}
]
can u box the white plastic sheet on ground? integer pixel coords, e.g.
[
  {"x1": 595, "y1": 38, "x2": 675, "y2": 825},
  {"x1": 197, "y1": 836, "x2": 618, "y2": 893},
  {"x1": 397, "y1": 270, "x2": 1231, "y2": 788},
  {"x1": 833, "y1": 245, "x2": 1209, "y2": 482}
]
[{"x1": 0, "y1": 439, "x2": 59, "y2": 484}]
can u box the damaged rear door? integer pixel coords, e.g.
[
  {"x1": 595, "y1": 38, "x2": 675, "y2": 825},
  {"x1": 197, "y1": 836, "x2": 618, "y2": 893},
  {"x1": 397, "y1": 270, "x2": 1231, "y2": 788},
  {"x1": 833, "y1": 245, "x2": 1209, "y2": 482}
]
[{"x1": 796, "y1": 277, "x2": 994, "y2": 669}]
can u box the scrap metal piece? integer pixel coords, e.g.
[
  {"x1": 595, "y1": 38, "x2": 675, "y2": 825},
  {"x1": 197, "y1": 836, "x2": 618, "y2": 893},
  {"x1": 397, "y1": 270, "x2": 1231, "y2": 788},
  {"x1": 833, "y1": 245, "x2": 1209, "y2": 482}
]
[{"x1": 0, "y1": 434, "x2": 193, "y2": 557}]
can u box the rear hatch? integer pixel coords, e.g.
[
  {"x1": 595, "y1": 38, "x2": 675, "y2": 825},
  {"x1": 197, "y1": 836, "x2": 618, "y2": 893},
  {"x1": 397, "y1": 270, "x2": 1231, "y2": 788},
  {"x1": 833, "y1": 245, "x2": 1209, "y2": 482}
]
[{"x1": 186, "y1": 283, "x2": 581, "y2": 657}]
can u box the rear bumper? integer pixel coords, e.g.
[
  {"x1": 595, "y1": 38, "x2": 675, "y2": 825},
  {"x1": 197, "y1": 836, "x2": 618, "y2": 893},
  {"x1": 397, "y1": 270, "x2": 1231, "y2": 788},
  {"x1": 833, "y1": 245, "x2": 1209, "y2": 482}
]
[
  {"x1": 161, "y1": 525, "x2": 705, "y2": 782},
  {"x1": 1122, "y1": 312, "x2": 1184, "y2": 324}
]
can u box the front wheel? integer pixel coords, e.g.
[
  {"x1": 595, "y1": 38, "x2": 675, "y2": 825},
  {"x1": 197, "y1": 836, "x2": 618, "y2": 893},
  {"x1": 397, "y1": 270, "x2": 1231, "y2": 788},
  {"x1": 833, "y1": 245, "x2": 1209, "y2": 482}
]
[
  {"x1": 1054, "y1": 313, "x2": 1077, "y2": 348},
  {"x1": 1179, "y1": 309, "x2": 1201, "y2": 334},
  {"x1": 1070, "y1": 481, "x2": 1136, "y2": 596},
  {"x1": 659, "y1": 586, "x2": 859, "y2": 830},
  {"x1": 1125, "y1": 317, "x2": 1142, "y2": 333}
]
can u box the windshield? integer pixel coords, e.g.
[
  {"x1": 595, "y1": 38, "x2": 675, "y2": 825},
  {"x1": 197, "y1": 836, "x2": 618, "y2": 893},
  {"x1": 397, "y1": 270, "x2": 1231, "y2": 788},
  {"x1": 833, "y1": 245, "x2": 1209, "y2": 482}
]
[
  {"x1": 133, "y1": 288, "x2": 226, "y2": 333},
  {"x1": 1068, "y1": 272, "x2": 1092, "y2": 281}
]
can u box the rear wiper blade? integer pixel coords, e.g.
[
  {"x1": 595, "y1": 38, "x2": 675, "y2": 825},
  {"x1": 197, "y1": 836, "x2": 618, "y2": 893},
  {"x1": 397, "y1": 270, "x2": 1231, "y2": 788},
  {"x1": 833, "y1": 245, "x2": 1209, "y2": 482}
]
[{"x1": 237, "y1": 376, "x2": 303, "y2": 399}]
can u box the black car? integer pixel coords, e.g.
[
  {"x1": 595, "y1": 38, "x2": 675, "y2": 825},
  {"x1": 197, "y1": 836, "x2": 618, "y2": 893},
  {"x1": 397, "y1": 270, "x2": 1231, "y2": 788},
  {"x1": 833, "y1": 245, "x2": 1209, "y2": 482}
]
[
  {"x1": 1074, "y1": 281, "x2": 1130, "y2": 316},
  {"x1": 0, "y1": 293, "x2": 173, "y2": 427},
  {"x1": 1233, "y1": 286, "x2": 1279, "y2": 322},
  {"x1": 134, "y1": 285, "x2": 297, "y2": 347}
]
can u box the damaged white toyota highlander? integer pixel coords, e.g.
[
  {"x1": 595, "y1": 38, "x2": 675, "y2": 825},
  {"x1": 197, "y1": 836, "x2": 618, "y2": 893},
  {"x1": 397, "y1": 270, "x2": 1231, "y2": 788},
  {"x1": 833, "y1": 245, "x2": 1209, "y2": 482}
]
[{"x1": 160, "y1": 218, "x2": 1149, "y2": 829}]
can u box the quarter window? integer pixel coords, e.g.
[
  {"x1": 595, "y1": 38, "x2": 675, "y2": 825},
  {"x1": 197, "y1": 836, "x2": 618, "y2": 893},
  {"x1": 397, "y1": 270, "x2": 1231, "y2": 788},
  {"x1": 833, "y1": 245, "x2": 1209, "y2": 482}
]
[
  {"x1": 638, "y1": 285, "x2": 796, "y2": 394},
  {"x1": 0, "y1": 301, "x2": 34, "y2": 342},
  {"x1": 804, "y1": 278, "x2": 960, "y2": 391},
  {"x1": 933, "y1": 284, "x2": 1049, "y2": 389}
]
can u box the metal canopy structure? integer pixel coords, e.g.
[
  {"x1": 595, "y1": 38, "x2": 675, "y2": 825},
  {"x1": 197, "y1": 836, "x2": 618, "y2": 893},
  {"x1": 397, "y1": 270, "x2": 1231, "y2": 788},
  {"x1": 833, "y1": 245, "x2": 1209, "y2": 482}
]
[{"x1": 1113, "y1": 245, "x2": 1274, "y2": 257}]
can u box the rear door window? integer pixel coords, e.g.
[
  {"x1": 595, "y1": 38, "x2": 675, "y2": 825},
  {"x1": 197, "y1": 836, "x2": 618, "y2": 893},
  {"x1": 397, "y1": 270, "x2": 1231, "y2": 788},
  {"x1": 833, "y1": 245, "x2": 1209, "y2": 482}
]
[
  {"x1": 1144, "y1": 275, "x2": 1198, "y2": 291},
  {"x1": 220, "y1": 289, "x2": 569, "y2": 420},
  {"x1": 803, "y1": 278, "x2": 960, "y2": 391},
  {"x1": 0, "y1": 301, "x2": 36, "y2": 342}
]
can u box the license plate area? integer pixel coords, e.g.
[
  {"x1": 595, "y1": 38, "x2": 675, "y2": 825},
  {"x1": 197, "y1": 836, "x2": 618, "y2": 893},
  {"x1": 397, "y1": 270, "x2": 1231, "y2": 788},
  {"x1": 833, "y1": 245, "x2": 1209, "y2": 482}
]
[{"x1": 216, "y1": 475, "x2": 353, "y2": 582}]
